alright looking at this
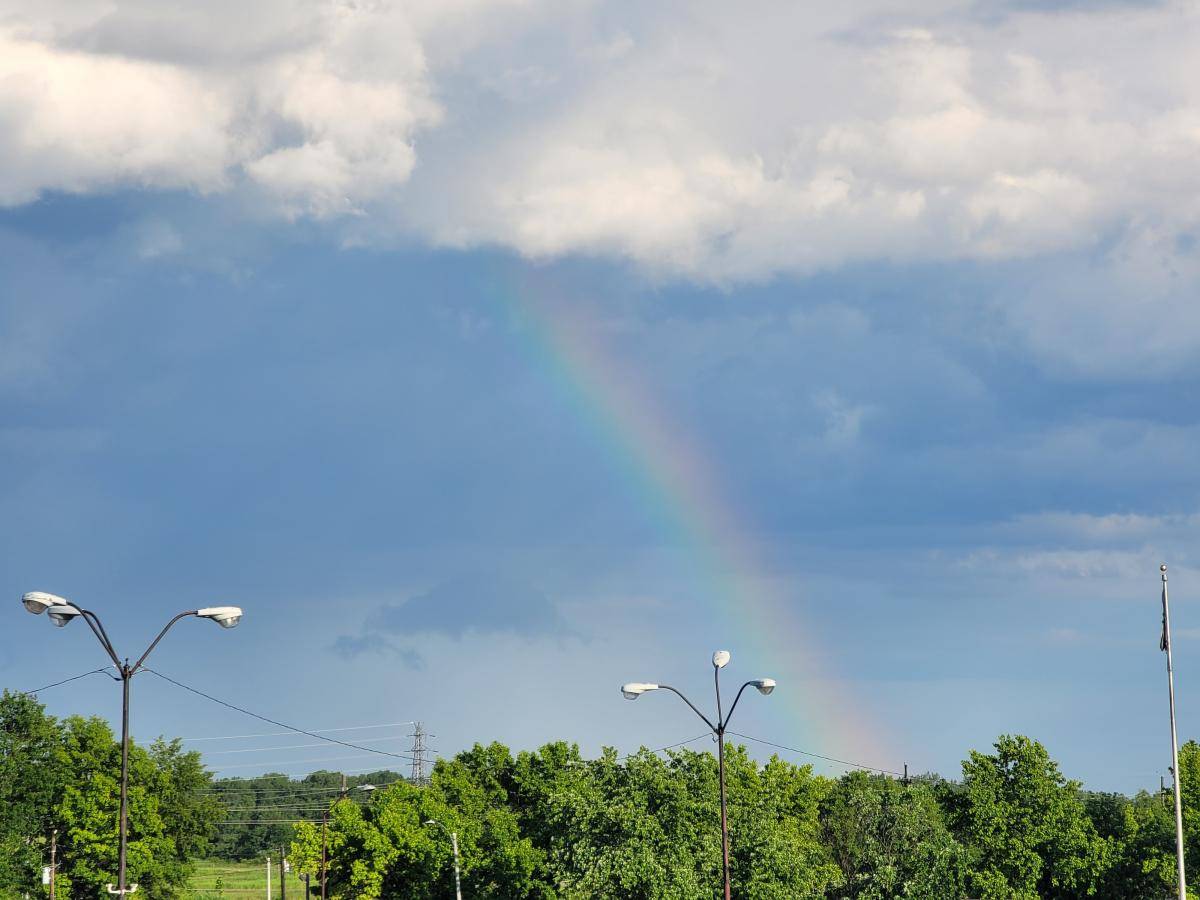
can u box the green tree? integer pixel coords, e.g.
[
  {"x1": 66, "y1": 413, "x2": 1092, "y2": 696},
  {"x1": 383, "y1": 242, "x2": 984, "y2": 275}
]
[
  {"x1": 0, "y1": 691, "x2": 69, "y2": 894},
  {"x1": 952, "y1": 735, "x2": 1108, "y2": 900},
  {"x1": 293, "y1": 764, "x2": 545, "y2": 899},
  {"x1": 820, "y1": 770, "x2": 968, "y2": 899},
  {"x1": 0, "y1": 691, "x2": 221, "y2": 899},
  {"x1": 1088, "y1": 791, "x2": 1181, "y2": 899}
]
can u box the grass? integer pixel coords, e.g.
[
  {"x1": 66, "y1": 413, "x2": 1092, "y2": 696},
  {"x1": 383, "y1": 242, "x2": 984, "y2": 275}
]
[{"x1": 186, "y1": 858, "x2": 313, "y2": 899}]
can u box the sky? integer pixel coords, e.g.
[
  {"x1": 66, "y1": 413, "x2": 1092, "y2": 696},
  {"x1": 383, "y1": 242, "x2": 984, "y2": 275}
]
[{"x1": 3, "y1": 0, "x2": 1200, "y2": 795}]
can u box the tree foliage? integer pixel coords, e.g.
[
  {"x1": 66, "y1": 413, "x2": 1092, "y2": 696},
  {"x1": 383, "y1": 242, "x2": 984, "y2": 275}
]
[{"x1": 0, "y1": 690, "x2": 222, "y2": 899}]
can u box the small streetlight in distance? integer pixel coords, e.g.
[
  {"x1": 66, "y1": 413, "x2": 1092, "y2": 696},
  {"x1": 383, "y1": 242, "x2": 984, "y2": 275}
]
[
  {"x1": 425, "y1": 819, "x2": 463, "y2": 900},
  {"x1": 320, "y1": 783, "x2": 376, "y2": 900},
  {"x1": 621, "y1": 650, "x2": 775, "y2": 900},
  {"x1": 20, "y1": 590, "x2": 243, "y2": 896}
]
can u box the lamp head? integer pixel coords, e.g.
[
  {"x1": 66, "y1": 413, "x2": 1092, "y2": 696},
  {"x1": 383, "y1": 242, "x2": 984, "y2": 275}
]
[
  {"x1": 22, "y1": 591, "x2": 67, "y2": 615},
  {"x1": 712, "y1": 650, "x2": 731, "y2": 669},
  {"x1": 752, "y1": 678, "x2": 776, "y2": 696},
  {"x1": 196, "y1": 606, "x2": 243, "y2": 629},
  {"x1": 46, "y1": 605, "x2": 82, "y2": 628},
  {"x1": 621, "y1": 682, "x2": 659, "y2": 700},
  {"x1": 357, "y1": 784, "x2": 377, "y2": 792}
]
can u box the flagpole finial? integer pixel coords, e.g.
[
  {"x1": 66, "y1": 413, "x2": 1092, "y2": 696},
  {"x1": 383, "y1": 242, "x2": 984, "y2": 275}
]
[{"x1": 1162, "y1": 563, "x2": 1169, "y2": 577}]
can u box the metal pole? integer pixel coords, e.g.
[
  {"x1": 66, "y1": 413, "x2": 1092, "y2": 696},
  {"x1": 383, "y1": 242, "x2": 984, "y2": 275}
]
[
  {"x1": 266, "y1": 856, "x2": 271, "y2": 900},
  {"x1": 713, "y1": 664, "x2": 731, "y2": 900},
  {"x1": 1163, "y1": 565, "x2": 1187, "y2": 900},
  {"x1": 450, "y1": 832, "x2": 463, "y2": 900},
  {"x1": 717, "y1": 726, "x2": 731, "y2": 900},
  {"x1": 117, "y1": 663, "x2": 132, "y2": 894}
]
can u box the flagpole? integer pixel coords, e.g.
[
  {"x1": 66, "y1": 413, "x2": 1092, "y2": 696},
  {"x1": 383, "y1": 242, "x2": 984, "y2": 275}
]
[{"x1": 1163, "y1": 563, "x2": 1187, "y2": 900}]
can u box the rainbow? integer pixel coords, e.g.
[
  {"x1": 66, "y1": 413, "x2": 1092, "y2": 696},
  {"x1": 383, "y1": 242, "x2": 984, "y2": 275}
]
[{"x1": 498, "y1": 268, "x2": 888, "y2": 769}]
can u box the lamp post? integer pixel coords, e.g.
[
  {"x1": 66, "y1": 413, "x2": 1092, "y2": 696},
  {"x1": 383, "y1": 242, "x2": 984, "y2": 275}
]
[
  {"x1": 621, "y1": 650, "x2": 775, "y2": 900},
  {"x1": 21, "y1": 591, "x2": 243, "y2": 896},
  {"x1": 424, "y1": 819, "x2": 463, "y2": 900},
  {"x1": 320, "y1": 783, "x2": 375, "y2": 900}
]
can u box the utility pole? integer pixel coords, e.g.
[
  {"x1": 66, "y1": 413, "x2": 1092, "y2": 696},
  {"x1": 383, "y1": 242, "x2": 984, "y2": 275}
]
[
  {"x1": 1161, "y1": 564, "x2": 1188, "y2": 900},
  {"x1": 410, "y1": 723, "x2": 429, "y2": 786},
  {"x1": 279, "y1": 849, "x2": 287, "y2": 900}
]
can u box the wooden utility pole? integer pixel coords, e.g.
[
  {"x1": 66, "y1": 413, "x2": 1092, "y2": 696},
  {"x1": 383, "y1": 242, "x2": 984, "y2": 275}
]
[{"x1": 49, "y1": 828, "x2": 57, "y2": 900}]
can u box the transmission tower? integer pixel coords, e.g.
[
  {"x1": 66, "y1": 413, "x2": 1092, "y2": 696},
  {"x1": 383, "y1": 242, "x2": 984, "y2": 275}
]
[{"x1": 410, "y1": 722, "x2": 431, "y2": 786}]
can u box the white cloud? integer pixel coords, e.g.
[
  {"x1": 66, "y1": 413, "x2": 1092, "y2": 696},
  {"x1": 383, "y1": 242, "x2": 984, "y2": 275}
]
[
  {"x1": 3, "y1": 1, "x2": 1200, "y2": 373},
  {"x1": 0, "y1": 0, "x2": 443, "y2": 213}
]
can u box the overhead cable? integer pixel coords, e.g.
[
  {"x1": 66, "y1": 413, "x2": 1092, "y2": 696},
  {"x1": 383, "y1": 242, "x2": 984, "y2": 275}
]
[
  {"x1": 726, "y1": 730, "x2": 905, "y2": 777},
  {"x1": 202, "y1": 736, "x2": 410, "y2": 755},
  {"x1": 183, "y1": 722, "x2": 416, "y2": 742},
  {"x1": 142, "y1": 668, "x2": 417, "y2": 763},
  {"x1": 18, "y1": 667, "x2": 117, "y2": 694}
]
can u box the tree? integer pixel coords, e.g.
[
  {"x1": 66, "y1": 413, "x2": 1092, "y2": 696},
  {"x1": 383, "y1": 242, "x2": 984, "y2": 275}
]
[
  {"x1": 293, "y1": 759, "x2": 546, "y2": 899},
  {"x1": 952, "y1": 735, "x2": 1108, "y2": 900},
  {"x1": 820, "y1": 770, "x2": 967, "y2": 899},
  {"x1": 0, "y1": 691, "x2": 69, "y2": 894},
  {"x1": 0, "y1": 691, "x2": 222, "y2": 899},
  {"x1": 1088, "y1": 791, "x2": 1180, "y2": 899}
]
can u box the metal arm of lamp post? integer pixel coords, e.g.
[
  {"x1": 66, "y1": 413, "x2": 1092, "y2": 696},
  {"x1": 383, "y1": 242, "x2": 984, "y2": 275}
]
[
  {"x1": 20, "y1": 592, "x2": 243, "y2": 896},
  {"x1": 621, "y1": 651, "x2": 776, "y2": 900},
  {"x1": 425, "y1": 819, "x2": 463, "y2": 900}
]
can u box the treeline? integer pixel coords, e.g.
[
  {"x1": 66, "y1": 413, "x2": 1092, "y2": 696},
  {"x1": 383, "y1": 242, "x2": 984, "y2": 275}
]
[
  {"x1": 4, "y1": 686, "x2": 1199, "y2": 899},
  {"x1": 292, "y1": 738, "x2": 1198, "y2": 900}
]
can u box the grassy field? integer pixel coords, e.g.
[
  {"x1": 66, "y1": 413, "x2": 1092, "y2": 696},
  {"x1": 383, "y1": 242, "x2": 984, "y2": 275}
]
[{"x1": 186, "y1": 858, "x2": 313, "y2": 899}]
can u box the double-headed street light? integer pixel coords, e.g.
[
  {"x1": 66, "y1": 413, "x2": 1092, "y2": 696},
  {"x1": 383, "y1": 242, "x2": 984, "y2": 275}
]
[
  {"x1": 622, "y1": 650, "x2": 775, "y2": 900},
  {"x1": 21, "y1": 591, "x2": 243, "y2": 896}
]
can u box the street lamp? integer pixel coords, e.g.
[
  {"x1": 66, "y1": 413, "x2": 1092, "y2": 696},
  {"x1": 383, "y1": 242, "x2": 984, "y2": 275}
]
[
  {"x1": 621, "y1": 650, "x2": 775, "y2": 900},
  {"x1": 320, "y1": 783, "x2": 375, "y2": 900},
  {"x1": 21, "y1": 591, "x2": 243, "y2": 896},
  {"x1": 425, "y1": 819, "x2": 463, "y2": 900}
]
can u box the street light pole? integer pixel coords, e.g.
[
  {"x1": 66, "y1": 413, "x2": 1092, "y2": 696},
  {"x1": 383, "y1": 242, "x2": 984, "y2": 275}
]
[
  {"x1": 21, "y1": 592, "x2": 243, "y2": 896},
  {"x1": 621, "y1": 651, "x2": 775, "y2": 900},
  {"x1": 425, "y1": 819, "x2": 463, "y2": 900},
  {"x1": 320, "y1": 782, "x2": 376, "y2": 899}
]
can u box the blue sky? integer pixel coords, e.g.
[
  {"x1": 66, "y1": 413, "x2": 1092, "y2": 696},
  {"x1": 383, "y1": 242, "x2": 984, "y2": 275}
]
[{"x1": 3, "y1": 0, "x2": 1200, "y2": 794}]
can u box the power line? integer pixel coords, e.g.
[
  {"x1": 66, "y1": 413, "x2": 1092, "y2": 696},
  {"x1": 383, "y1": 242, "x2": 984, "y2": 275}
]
[
  {"x1": 211, "y1": 754, "x2": 398, "y2": 771},
  {"x1": 624, "y1": 734, "x2": 710, "y2": 759},
  {"x1": 183, "y1": 722, "x2": 416, "y2": 742},
  {"x1": 205, "y1": 781, "x2": 402, "y2": 796},
  {"x1": 17, "y1": 667, "x2": 117, "y2": 695},
  {"x1": 216, "y1": 764, "x2": 409, "y2": 782},
  {"x1": 216, "y1": 820, "x2": 314, "y2": 825},
  {"x1": 142, "y1": 668, "x2": 417, "y2": 763},
  {"x1": 201, "y1": 736, "x2": 411, "y2": 755},
  {"x1": 726, "y1": 731, "x2": 905, "y2": 777},
  {"x1": 206, "y1": 785, "x2": 365, "y2": 796}
]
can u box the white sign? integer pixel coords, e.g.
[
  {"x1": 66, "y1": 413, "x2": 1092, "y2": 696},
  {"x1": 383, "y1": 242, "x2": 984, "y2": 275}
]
[{"x1": 41, "y1": 867, "x2": 50, "y2": 886}]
